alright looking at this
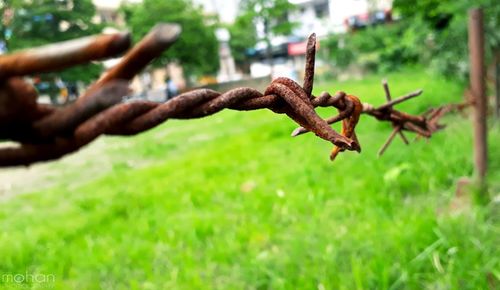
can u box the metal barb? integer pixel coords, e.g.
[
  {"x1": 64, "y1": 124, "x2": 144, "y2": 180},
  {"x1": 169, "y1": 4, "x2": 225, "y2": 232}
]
[
  {"x1": 292, "y1": 79, "x2": 455, "y2": 158},
  {"x1": 378, "y1": 126, "x2": 400, "y2": 157}
]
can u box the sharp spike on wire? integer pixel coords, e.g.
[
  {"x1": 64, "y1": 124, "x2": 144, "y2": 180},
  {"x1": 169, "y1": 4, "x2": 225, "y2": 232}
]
[
  {"x1": 382, "y1": 79, "x2": 391, "y2": 101},
  {"x1": 398, "y1": 131, "x2": 410, "y2": 145},
  {"x1": 303, "y1": 33, "x2": 316, "y2": 98},
  {"x1": 375, "y1": 89, "x2": 423, "y2": 111},
  {"x1": 378, "y1": 126, "x2": 400, "y2": 157}
]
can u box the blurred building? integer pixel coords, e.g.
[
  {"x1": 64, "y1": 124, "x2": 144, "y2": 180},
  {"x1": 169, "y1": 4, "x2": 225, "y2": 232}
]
[
  {"x1": 246, "y1": 0, "x2": 393, "y2": 78},
  {"x1": 289, "y1": 0, "x2": 331, "y2": 38},
  {"x1": 289, "y1": 0, "x2": 393, "y2": 37},
  {"x1": 95, "y1": 0, "x2": 395, "y2": 82},
  {"x1": 331, "y1": 0, "x2": 393, "y2": 32}
]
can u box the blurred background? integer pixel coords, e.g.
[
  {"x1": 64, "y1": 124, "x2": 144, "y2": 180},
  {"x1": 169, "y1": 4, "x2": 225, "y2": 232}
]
[{"x1": 0, "y1": 0, "x2": 499, "y2": 289}]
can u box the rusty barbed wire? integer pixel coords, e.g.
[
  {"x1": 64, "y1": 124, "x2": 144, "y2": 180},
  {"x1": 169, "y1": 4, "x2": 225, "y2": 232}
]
[{"x1": 0, "y1": 23, "x2": 455, "y2": 167}]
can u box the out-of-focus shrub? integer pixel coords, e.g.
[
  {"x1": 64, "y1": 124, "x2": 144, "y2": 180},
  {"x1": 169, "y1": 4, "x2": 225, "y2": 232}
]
[
  {"x1": 323, "y1": 0, "x2": 499, "y2": 81},
  {"x1": 323, "y1": 22, "x2": 420, "y2": 73}
]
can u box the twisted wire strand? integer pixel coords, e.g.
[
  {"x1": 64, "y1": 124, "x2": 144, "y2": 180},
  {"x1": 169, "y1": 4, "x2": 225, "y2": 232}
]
[
  {"x1": 0, "y1": 78, "x2": 358, "y2": 166},
  {"x1": 0, "y1": 23, "x2": 456, "y2": 167}
]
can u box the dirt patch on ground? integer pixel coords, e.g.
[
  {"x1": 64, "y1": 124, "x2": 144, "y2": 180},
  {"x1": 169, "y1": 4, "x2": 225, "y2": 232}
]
[{"x1": 0, "y1": 138, "x2": 116, "y2": 201}]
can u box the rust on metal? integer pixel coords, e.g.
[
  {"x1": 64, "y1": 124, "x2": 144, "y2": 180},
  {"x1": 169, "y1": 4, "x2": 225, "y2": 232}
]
[
  {"x1": 468, "y1": 8, "x2": 488, "y2": 184},
  {"x1": 0, "y1": 25, "x2": 459, "y2": 167},
  {"x1": 0, "y1": 32, "x2": 131, "y2": 79}
]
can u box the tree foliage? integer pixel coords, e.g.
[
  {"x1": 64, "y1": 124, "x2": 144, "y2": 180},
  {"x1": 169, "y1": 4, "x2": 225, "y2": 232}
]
[
  {"x1": 324, "y1": 0, "x2": 500, "y2": 81},
  {"x1": 1, "y1": 0, "x2": 103, "y2": 82},
  {"x1": 228, "y1": 0, "x2": 296, "y2": 65},
  {"x1": 123, "y1": 0, "x2": 219, "y2": 76},
  {"x1": 394, "y1": 0, "x2": 454, "y2": 30},
  {"x1": 239, "y1": 0, "x2": 296, "y2": 36},
  {"x1": 393, "y1": 0, "x2": 500, "y2": 79},
  {"x1": 227, "y1": 13, "x2": 257, "y2": 65}
]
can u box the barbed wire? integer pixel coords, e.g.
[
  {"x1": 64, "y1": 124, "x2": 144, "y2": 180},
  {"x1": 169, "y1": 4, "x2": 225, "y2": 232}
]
[{"x1": 0, "y1": 23, "x2": 460, "y2": 167}]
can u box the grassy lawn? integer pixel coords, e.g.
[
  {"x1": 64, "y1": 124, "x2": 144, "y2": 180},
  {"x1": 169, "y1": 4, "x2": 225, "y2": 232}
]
[{"x1": 0, "y1": 68, "x2": 498, "y2": 289}]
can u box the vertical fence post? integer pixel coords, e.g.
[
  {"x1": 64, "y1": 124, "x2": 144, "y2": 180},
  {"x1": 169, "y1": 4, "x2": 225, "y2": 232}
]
[
  {"x1": 495, "y1": 52, "x2": 500, "y2": 119},
  {"x1": 468, "y1": 8, "x2": 488, "y2": 185}
]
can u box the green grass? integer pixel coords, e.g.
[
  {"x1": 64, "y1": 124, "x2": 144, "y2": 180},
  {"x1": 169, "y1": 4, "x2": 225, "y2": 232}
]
[{"x1": 0, "y1": 68, "x2": 499, "y2": 289}]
